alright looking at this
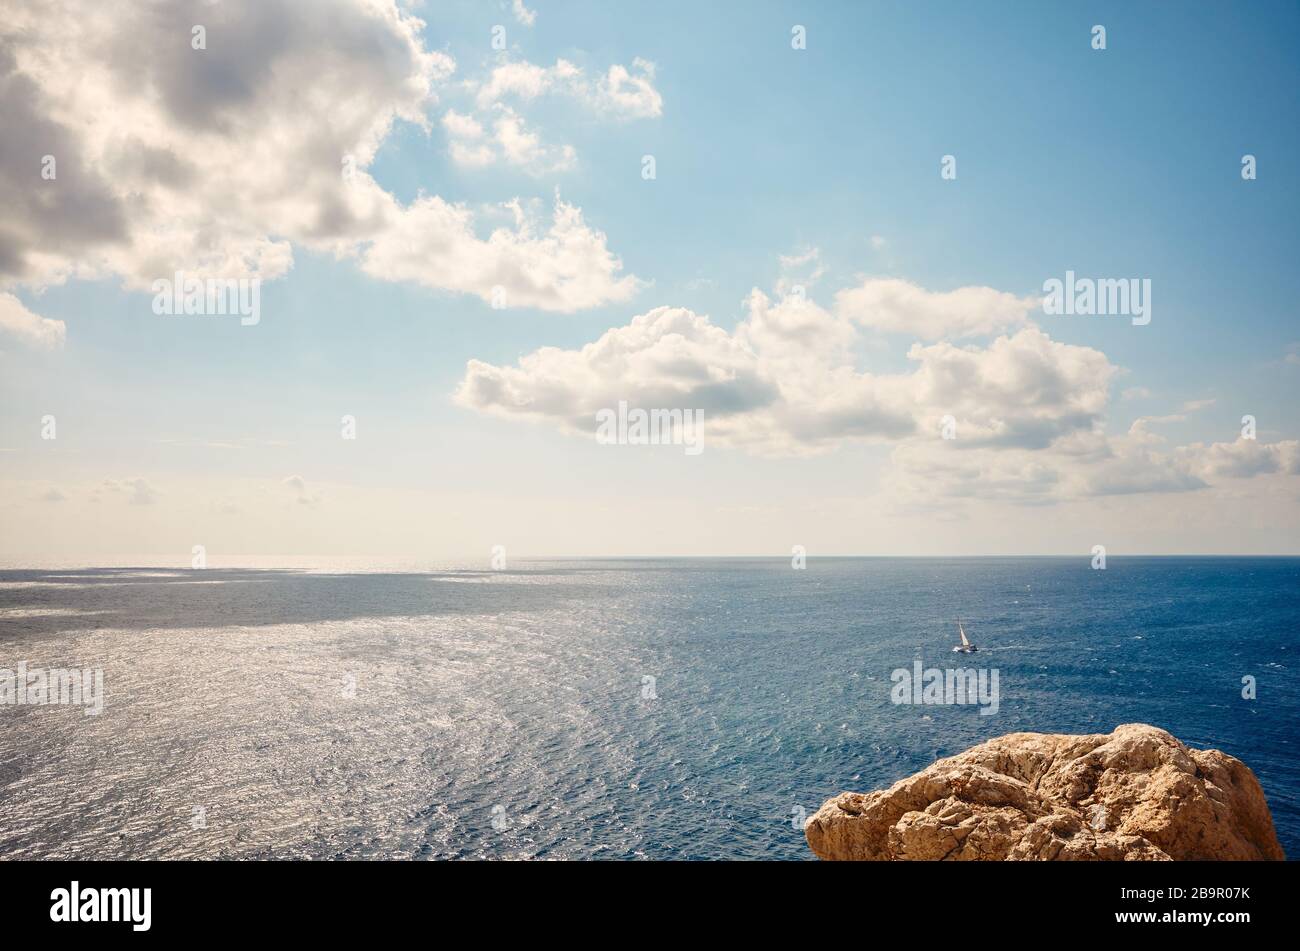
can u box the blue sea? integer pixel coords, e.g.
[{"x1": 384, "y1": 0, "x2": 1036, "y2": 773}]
[{"x1": 0, "y1": 557, "x2": 1296, "y2": 860}]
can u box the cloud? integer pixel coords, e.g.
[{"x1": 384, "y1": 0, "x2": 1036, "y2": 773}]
[
  {"x1": 456, "y1": 274, "x2": 1300, "y2": 503},
  {"x1": 97, "y1": 477, "x2": 160, "y2": 505},
  {"x1": 0, "y1": 0, "x2": 638, "y2": 319},
  {"x1": 1072, "y1": 423, "x2": 1209, "y2": 497},
  {"x1": 0, "y1": 293, "x2": 65, "y2": 348},
  {"x1": 885, "y1": 443, "x2": 1065, "y2": 507},
  {"x1": 456, "y1": 282, "x2": 1113, "y2": 456},
  {"x1": 473, "y1": 56, "x2": 662, "y2": 119},
  {"x1": 442, "y1": 109, "x2": 486, "y2": 142},
  {"x1": 897, "y1": 419, "x2": 1299, "y2": 507},
  {"x1": 457, "y1": 305, "x2": 780, "y2": 436},
  {"x1": 475, "y1": 59, "x2": 580, "y2": 109},
  {"x1": 283, "y1": 474, "x2": 322, "y2": 506},
  {"x1": 834, "y1": 278, "x2": 1038, "y2": 340},
  {"x1": 1178, "y1": 437, "x2": 1300, "y2": 480},
  {"x1": 444, "y1": 107, "x2": 576, "y2": 174},
  {"x1": 907, "y1": 329, "x2": 1115, "y2": 449},
  {"x1": 511, "y1": 1, "x2": 537, "y2": 27},
  {"x1": 360, "y1": 194, "x2": 642, "y2": 311},
  {"x1": 885, "y1": 418, "x2": 1207, "y2": 507},
  {"x1": 775, "y1": 246, "x2": 826, "y2": 295},
  {"x1": 440, "y1": 52, "x2": 661, "y2": 176},
  {"x1": 596, "y1": 58, "x2": 663, "y2": 119}
]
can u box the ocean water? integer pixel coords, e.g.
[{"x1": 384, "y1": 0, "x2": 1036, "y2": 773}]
[{"x1": 0, "y1": 557, "x2": 1296, "y2": 860}]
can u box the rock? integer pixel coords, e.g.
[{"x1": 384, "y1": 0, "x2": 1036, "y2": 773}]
[{"x1": 805, "y1": 723, "x2": 1284, "y2": 861}]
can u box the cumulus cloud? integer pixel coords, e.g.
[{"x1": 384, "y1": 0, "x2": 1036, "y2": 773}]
[
  {"x1": 1072, "y1": 422, "x2": 1209, "y2": 497},
  {"x1": 1178, "y1": 437, "x2": 1300, "y2": 480},
  {"x1": 834, "y1": 278, "x2": 1038, "y2": 340},
  {"x1": 458, "y1": 305, "x2": 778, "y2": 435},
  {"x1": 456, "y1": 280, "x2": 1112, "y2": 457},
  {"x1": 361, "y1": 194, "x2": 641, "y2": 310},
  {"x1": 884, "y1": 416, "x2": 1206, "y2": 507},
  {"x1": 905, "y1": 329, "x2": 1114, "y2": 449},
  {"x1": 456, "y1": 276, "x2": 1300, "y2": 503},
  {"x1": 0, "y1": 0, "x2": 638, "y2": 318},
  {"x1": 0, "y1": 293, "x2": 65, "y2": 348}
]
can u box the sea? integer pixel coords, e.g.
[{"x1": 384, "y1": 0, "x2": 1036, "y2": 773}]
[{"x1": 0, "y1": 556, "x2": 1296, "y2": 860}]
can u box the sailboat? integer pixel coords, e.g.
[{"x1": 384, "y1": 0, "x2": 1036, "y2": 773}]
[{"x1": 952, "y1": 620, "x2": 978, "y2": 654}]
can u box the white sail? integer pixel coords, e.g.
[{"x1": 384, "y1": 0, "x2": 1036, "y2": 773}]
[{"x1": 958, "y1": 622, "x2": 970, "y2": 647}]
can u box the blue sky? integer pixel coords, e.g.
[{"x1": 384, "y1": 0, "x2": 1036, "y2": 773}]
[{"x1": 1, "y1": 0, "x2": 1297, "y2": 559}]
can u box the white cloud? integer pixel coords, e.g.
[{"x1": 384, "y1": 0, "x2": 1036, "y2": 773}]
[
  {"x1": 458, "y1": 305, "x2": 775, "y2": 432},
  {"x1": 906, "y1": 328, "x2": 1114, "y2": 449},
  {"x1": 475, "y1": 59, "x2": 579, "y2": 109},
  {"x1": 456, "y1": 276, "x2": 1300, "y2": 503},
  {"x1": 895, "y1": 418, "x2": 1300, "y2": 507},
  {"x1": 442, "y1": 109, "x2": 485, "y2": 140},
  {"x1": 512, "y1": 1, "x2": 538, "y2": 27},
  {"x1": 0, "y1": 293, "x2": 65, "y2": 349},
  {"x1": 595, "y1": 58, "x2": 663, "y2": 119},
  {"x1": 1071, "y1": 422, "x2": 1208, "y2": 497},
  {"x1": 457, "y1": 282, "x2": 1112, "y2": 456},
  {"x1": 1178, "y1": 437, "x2": 1300, "y2": 480},
  {"x1": 778, "y1": 248, "x2": 821, "y2": 271},
  {"x1": 834, "y1": 278, "x2": 1038, "y2": 340},
  {"x1": 444, "y1": 107, "x2": 575, "y2": 174},
  {"x1": 442, "y1": 53, "x2": 661, "y2": 175},
  {"x1": 474, "y1": 56, "x2": 662, "y2": 120},
  {"x1": 775, "y1": 246, "x2": 826, "y2": 295},
  {"x1": 361, "y1": 194, "x2": 642, "y2": 311},
  {"x1": 494, "y1": 111, "x2": 576, "y2": 171},
  {"x1": 0, "y1": 0, "x2": 638, "y2": 321}
]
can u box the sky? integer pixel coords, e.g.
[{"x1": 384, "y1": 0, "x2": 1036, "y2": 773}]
[{"x1": 1, "y1": 0, "x2": 1298, "y2": 560}]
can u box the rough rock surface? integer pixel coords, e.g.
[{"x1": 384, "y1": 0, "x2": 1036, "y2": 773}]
[{"x1": 805, "y1": 724, "x2": 1284, "y2": 861}]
